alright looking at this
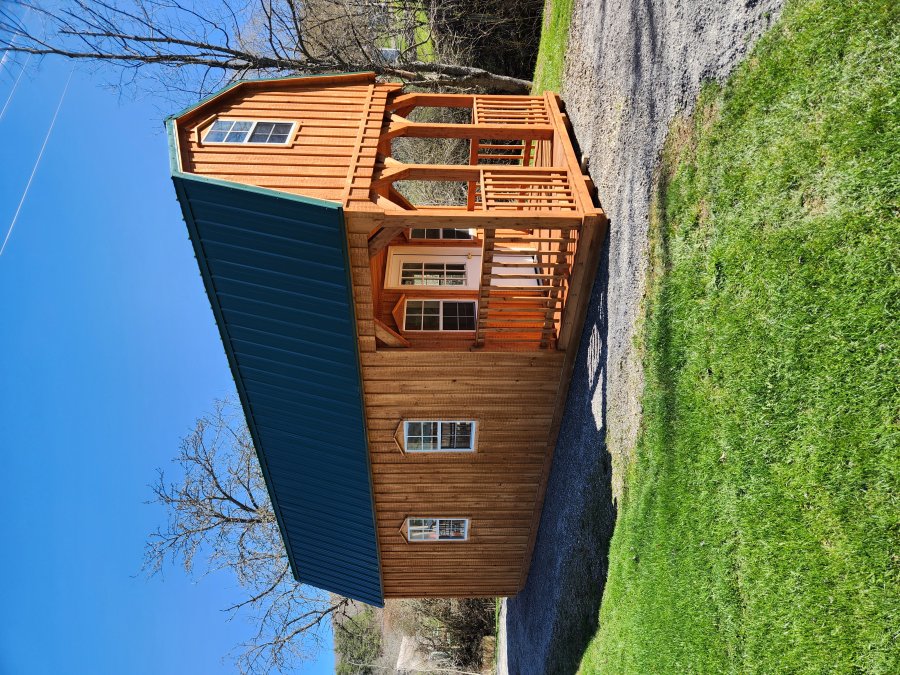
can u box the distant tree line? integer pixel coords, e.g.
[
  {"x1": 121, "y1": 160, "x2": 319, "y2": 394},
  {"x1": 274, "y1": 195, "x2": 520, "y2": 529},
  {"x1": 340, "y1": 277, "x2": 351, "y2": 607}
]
[{"x1": 1, "y1": 0, "x2": 542, "y2": 103}]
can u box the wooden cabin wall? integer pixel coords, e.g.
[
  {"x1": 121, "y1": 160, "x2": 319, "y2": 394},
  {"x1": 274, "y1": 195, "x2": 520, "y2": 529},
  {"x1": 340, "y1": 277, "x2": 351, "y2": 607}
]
[
  {"x1": 176, "y1": 79, "x2": 392, "y2": 204},
  {"x1": 362, "y1": 348, "x2": 565, "y2": 597},
  {"x1": 175, "y1": 79, "x2": 604, "y2": 599},
  {"x1": 346, "y1": 211, "x2": 568, "y2": 597}
]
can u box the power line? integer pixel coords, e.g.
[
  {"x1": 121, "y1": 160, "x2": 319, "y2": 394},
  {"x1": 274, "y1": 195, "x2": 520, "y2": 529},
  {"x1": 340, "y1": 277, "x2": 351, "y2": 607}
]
[
  {"x1": 0, "y1": 67, "x2": 74, "y2": 257},
  {"x1": 0, "y1": 53, "x2": 32, "y2": 122},
  {"x1": 0, "y1": 5, "x2": 32, "y2": 75}
]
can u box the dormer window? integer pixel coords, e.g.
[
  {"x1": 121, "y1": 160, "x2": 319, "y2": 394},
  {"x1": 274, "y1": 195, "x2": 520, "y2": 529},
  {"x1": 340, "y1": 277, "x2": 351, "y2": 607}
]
[{"x1": 203, "y1": 120, "x2": 296, "y2": 145}]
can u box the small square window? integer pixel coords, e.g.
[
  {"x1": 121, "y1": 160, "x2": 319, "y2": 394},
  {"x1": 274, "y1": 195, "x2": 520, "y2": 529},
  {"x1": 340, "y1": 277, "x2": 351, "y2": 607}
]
[
  {"x1": 441, "y1": 302, "x2": 476, "y2": 331},
  {"x1": 441, "y1": 422, "x2": 473, "y2": 450},
  {"x1": 406, "y1": 421, "x2": 439, "y2": 451}
]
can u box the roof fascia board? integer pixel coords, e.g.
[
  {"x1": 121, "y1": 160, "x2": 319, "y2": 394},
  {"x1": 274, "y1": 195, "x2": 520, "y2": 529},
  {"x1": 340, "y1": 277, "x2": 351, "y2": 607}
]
[{"x1": 165, "y1": 72, "x2": 376, "y2": 124}]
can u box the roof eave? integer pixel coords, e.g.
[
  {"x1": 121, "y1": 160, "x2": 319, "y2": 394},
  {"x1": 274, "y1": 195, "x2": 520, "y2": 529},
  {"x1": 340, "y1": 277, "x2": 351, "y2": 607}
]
[{"x1": 164, "y1": 71, "x2": 377, "y2": 124}]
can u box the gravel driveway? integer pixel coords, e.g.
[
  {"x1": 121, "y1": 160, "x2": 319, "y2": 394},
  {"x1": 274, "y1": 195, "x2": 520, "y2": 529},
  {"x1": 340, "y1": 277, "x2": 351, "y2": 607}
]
[{"x1": 504, "y1": 1, "x2": 783, "y2": 673}]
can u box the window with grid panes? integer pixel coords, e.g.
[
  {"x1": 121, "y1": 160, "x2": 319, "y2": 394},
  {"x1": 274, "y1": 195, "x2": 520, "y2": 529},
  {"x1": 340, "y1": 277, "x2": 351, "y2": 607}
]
[
  {"x1": 404, "y1": 300, "x2": 476, "y2": 331},
  {"x1": 409, "y1": 228, "x2": 474, "y2": 240},
  {"x1": 404, "y1": 421, "x2": 475, "y2": 452},
  {"x1": 400, "y1": 262, "x2": 466, "y2": 286},
  {"x1": 407, "y1": 517, "x2": 469, "y2": 541},
  {"x1": 204, "y1": 120, "x2": 295, "y2": 144}
]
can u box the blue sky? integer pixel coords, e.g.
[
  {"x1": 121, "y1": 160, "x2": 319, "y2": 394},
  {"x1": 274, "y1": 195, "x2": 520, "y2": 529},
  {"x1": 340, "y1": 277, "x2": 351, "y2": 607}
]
[{"x1": 0, "y1": 58, "x2": 335, "y2": 674}]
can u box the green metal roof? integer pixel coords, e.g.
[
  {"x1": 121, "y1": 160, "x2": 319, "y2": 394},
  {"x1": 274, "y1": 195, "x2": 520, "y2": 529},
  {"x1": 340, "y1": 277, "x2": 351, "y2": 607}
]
[{"x1": 167, "y1": 117, "x2": 383, "y2": 607}]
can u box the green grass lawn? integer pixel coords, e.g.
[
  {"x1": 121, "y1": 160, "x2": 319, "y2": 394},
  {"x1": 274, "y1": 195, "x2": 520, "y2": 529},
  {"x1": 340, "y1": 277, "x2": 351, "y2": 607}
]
[
  {"x1": 531, "y1": 0, "x2": 575, "y2": 93},
  {"x1": 580, "y1": 0, "x2": 899, "y2": 672}
]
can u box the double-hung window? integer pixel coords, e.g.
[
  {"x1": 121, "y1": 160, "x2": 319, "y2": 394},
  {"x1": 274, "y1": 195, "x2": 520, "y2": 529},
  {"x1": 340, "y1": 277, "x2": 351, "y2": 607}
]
[
  {"x1": 203, "y1": 119, "x2": 296, "y2": 145},
  {"x1": 404, "y1": 421, "x2": 476, "y2": 452},
  {"x1": 407, "y1": 518, "x2": 469, "y2": 541},
  {"x1": 404, "y1": 300, "x2": 476, "y2": 331}
]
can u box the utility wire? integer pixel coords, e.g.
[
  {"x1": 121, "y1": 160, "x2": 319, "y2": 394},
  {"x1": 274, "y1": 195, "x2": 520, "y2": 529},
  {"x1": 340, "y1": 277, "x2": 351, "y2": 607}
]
[
  {"x1": 0, "y1": 5, "x2": 32, "y2": 74},
  {"x1": 0, "y1": 68, "x2": 74, "y2": 257},
  {"x1": 0, "y1": 53, "x2": 32, "y2": 122}
]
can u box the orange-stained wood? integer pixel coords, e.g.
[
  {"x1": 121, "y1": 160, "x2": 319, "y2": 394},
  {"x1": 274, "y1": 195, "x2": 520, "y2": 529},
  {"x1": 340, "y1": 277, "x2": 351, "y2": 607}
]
[
  {"x1": 176, "y1": 74, "x2": 394, "y2": 206},
  {"x1": 175, "y1": 75, "x2": 607, "y2": 600}
]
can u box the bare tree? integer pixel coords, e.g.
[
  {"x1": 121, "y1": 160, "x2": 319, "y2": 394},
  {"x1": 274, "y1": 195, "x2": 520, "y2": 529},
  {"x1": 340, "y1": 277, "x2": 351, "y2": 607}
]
[
  {"x1": 145, "y1": 398, "x2": 352, "y2": 674},
  {"x1": 0, "y1": 0, "x2": 532, "y2": 101}
]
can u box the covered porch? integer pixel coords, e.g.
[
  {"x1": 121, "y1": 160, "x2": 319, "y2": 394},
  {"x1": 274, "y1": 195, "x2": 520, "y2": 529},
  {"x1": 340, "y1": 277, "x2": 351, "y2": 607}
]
[{"x1": 365, "y1": 92, "x2": 606, "y2": 351}]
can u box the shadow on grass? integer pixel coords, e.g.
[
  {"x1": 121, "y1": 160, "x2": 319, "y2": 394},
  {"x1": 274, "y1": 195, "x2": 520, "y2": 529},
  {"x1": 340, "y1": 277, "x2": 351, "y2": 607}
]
[
  {"x1": 505, "y1": 233, "x2": 618, "y2": 674},
  {"x1": 647, "y1": 147, "x2": 678, "y2": 466}
]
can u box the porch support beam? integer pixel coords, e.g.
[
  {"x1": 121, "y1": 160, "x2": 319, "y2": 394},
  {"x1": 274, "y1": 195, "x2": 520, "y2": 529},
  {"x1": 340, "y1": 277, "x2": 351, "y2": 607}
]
[
  {"x1": 557, "y1": 214, "x2": 609, "y2": 351},
  {"x1": 387, "y1": 119, "x2": 554, "y2": 142},
  {"x1": 368, "y1": 226, "x2": 406, "y2": 257},
  {"x1": 387, "y1": 93, "x2": 476, "y2": 111},
  {"x1": 377, "y1": 212, "x2": 583, "y2": 231},
  {"x1": 373, "y1": 162, "x2": 570, "y2": 188},
  {"x1": 374, "y1": 318, "x2": 410, "y2": 348}
]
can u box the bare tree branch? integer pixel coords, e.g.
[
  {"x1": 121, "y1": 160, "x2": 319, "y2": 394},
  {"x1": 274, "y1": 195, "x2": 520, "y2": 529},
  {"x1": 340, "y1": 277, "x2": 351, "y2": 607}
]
[
  {"x1": 142, "y1": 398, "x2": 350, "y2": 674},
  {"x1": 0, "y1": 0, "x2": 532, "y2": 103}
]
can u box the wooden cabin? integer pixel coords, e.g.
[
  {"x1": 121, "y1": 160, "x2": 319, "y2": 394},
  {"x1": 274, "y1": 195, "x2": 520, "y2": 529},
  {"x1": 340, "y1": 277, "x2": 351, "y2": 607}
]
[{"x1": 167, "y1": 72, "x2": 607, "y2": 606}]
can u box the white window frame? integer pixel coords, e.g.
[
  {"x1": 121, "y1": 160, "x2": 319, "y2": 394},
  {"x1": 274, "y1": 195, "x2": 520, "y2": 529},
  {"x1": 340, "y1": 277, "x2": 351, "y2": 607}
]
[
  {"x1": 385, "y1": 246, "x2": 481, "y2": 290},
  {"x1": 408, "y1": 228, "x2": 476, "y2": 240},
  {"x1": 403, "y1": 299, "x2": 477, "y2": 332},
  {"x1": 403, "y1": 420, "x2": 477, "y2": 452},
  {"x1": 202, "y1": 119, "x2": 298, "y2": 146},
  {"x1": 407, "y1": 517, "x2": 470, "y2": 542}
]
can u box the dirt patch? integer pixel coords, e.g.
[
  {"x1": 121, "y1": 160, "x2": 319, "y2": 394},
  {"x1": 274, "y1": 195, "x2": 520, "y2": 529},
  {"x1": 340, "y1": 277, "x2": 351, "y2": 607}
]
[{"x1": 504, "y1": 1, "x2": 783, "y2": 672}]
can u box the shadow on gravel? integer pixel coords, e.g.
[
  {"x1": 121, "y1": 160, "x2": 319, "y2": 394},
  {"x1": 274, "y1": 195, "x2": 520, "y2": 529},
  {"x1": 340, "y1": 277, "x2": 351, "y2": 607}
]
[{"x1": 505, "y1": 235, "x2": 617, "y2": 675}]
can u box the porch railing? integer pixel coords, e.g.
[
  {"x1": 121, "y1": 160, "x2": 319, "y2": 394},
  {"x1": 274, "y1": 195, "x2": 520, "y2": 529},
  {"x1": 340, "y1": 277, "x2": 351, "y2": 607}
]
[
  {"x1": 475, "y1": 222, "x2": 581, "y2": 349},
  {"x1": 375, "y1": 91, "x2": 602, "y2": 350},
  {"x1": 473, "y1": 95, "x2": 552, "y2": 126}
]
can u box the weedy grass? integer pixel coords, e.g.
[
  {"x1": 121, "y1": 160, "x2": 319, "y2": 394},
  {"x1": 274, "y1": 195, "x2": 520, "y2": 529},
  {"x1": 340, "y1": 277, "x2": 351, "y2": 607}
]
[
  {"x1": 532, "y1": 0, "x2": 575, "y2": 93},
  {"x1": 580, "y1": 0, "x2": 900, "y2": 672},
  {"x1": 413, "y1": 7, "x2": 435, "y2": 61}
]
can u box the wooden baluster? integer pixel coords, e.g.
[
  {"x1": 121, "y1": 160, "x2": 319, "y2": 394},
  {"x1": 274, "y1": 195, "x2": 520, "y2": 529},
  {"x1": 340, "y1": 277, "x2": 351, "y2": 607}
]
[
  {"x1": 541, "y1": 227, "x2": 574, "y2": 348},
  {"x1": 467, "y1": 138, "x2": 479, "y2": 210},
  {"x1": 475, "y1": 226, "x2": 496, "y2": 347}
]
